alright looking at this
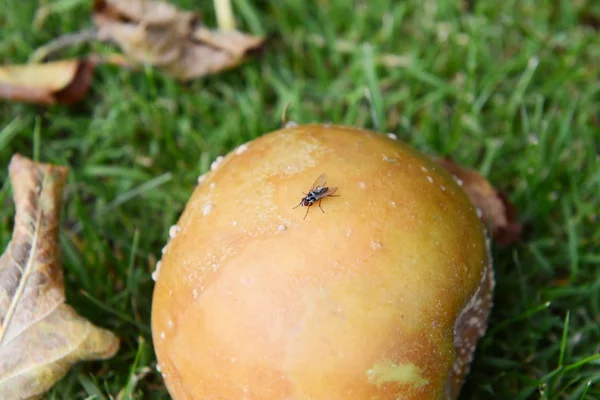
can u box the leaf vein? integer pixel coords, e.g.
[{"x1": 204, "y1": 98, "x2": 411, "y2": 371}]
[{"x1": 0, "y1": 169, "x2": 48, "y2": 346}]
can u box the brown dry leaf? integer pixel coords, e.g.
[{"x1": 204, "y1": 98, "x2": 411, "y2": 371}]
[
  {"x1": 0, "y1": 60, "x2": 94, "y2": 105},
  {"x1": 0, "y1": 154, "x2": 119, "y2": 400},
  {"x1": 92, "y1": 0, "x2": 265, "y2": 81},
  {"x1": 434, "y1": 157, "x2": 522, "y2": 246}
]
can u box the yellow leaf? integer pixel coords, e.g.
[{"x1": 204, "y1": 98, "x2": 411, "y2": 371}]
[
  {"x1": 93, "y1": 0, "x2": 266, "y2": 81},
  {"x1": 0, "y1": 60, "x2": 94, "y2": 105},
  {"x1": 0, "y1": 154, "x2": 119, "y2": 400}
]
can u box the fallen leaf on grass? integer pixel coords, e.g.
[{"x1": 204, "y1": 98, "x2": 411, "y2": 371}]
[
  {"x1": 434, "y1": 157, "x2": 522, "y2": 246},
  {"x1": 0, "y1": 59, "x2": 94, "y2": 105},
  {"x1": 92, "y1": 0, "x2": 265, "y2": 81},
  {"x1": 0, "y1": 154, "x2": 119, "y2": 400}
]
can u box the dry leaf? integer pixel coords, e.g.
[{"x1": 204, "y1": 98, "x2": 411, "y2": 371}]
[
  {"x1": 92, "y1": 0, "x2": 265, "y2": 81},
  {"x1": 434, "y1": 157, "x2": 522, "y2": 246},
  {"x1": 0, "y1": 60, "x2": 94, "y2": 105},
  {"x1": 0, "y1": 154, "x2": 119, "y2": 400}
]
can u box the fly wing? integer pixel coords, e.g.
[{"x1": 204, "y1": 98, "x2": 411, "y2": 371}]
[
  {"x1": 310, "y1": 173, "x2": 327, "y2": 191},
  {"x1": 322, "y1": 186, "x2": 338, "y2": 196}
]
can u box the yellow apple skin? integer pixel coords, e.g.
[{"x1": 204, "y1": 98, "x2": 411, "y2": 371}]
[{"x1": 151, "y1": 124, "x2": 493, "y2": 400}]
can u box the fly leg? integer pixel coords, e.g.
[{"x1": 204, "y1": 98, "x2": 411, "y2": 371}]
[
  {"x1": 318, "y1": 199, "x2": 325, "y2": 213},
  {"x1": 303, "y1": 206, "x2": 310, "y2": 220}
]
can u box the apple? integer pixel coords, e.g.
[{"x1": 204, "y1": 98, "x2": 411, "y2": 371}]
[{"x1": 151, "y1": 123, "x2": 493, "y2": 400}]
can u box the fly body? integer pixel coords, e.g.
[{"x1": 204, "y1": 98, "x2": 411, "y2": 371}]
[{"x1": 293, "y1": 173, "x2": 339, "y2": 219}]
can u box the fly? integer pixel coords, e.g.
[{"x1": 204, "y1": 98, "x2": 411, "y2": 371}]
[{"x1": 293, "y1": 173, "x2": 339, "y2": 220}]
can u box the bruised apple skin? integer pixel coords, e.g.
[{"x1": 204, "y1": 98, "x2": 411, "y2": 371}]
[{"x1": 151, "y1": 124, "x2": 494, "y2": 400}]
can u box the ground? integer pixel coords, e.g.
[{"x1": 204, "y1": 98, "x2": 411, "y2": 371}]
[{"x1": 1, "y1": 0, "x2": 599, "y2": 399}]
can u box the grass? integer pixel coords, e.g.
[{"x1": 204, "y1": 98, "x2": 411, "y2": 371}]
[{"x1": 1, "y1": 0, "x2": 599, "y2": 398}]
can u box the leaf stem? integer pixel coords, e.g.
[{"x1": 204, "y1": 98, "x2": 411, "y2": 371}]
[{"x1": 214, "y1": 0, "x2": 236, "y2": 31}]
